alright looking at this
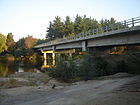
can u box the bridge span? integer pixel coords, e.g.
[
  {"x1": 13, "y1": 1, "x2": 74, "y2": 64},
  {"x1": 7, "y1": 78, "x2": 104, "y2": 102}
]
[{"x1": 34, "y1": 16, "x2": 140, "y2": 66}]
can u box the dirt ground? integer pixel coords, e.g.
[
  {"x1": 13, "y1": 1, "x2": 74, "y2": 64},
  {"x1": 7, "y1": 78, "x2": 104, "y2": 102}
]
[{"x1": 0, "y1": 73, "x2": 140, "y2": 105}]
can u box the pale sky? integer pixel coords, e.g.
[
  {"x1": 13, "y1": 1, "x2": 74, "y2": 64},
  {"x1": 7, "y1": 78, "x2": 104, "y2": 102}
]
[{"x1": 0, "y1": 0, "x2": 140, "y2": 41}]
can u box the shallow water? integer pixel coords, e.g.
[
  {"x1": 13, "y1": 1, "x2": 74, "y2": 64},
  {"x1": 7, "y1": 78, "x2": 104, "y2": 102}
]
[{"x1": 0, "y1": 58, "x2": 43, "y2": 77}]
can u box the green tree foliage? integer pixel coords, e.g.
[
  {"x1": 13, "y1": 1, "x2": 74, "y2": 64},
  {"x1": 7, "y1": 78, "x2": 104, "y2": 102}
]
[
  {"x1": 100, "y1": 18, "x2": 116, "y2": 31},
  {"x1": 15, "y1": 38, "x2": 24, "y2": 49},
  {"x1": 46, "y1": 15, "x2": 117, "y2": 40},
  {"x1": 46, "y1": 21, "x2": 55, "y2": 40},
  {"x1": 0, "y1": 33, "x2": 7, "y2": 53},
  {"x1": 48, "y1": 53, "x2": 140, "y2": 83},
  {"x1": 79, "y1": 54, "x2": 108, "y2": 80},
  {"x1": 64, "y1": 16, "x2": 74, "y2": 36},
  {"x1": 48, "y1": 54, "x2": 108, "y2": 82},
  {"x1": 6, "y1": 33, "x2": 15, "y2": 55},
  {"x1": 53, "y1": 16, "x2": 65, "y2": 38},
  {"x1": 110, "y1": 17, "x2": 116, "y2": 24},
  {"x1": 14, "y1": 38, "x2": 25, "y2": 57},
  {"x1": 74, "y1": 14, "x2": 84, "y2": 34},
  {"x1": 14, "y1": 36, "x2": 37, "y2": 57},
  {"x1": 92, "y1": 18, "x2": 100, "y2": 29},
  {"x1": 46, "y1": 16, "x2": 65, "y2": 39},
  {"x1": 48, "y1": 56, "x2": 78, "y2": 82},
  {"x1": 35, "y1": 39, "x2": 46, "y2": 45}
]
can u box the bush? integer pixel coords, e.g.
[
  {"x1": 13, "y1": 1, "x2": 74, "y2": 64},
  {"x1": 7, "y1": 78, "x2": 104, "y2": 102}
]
[
  {"x1": 124, "y1": 54, "x2": 140, "y2": 74},
  {"x1": 106, "y1": 60, "x2": 126, "y2": 75},
  {"x1": 48, "y1": 57, "x2": 78, "y2": 82},
  {"x1": 79, "y1": 54, "x2": 108, "y2": 80},
  {"x1": 48, "y1": 53, "x2": 109, "y2": 82},
  {"x1": 47, "y1": 53, "x2": 140, "y2": 83},
  {"x1": 105, "y1": 54, "x2": 140, "y2": 75}
]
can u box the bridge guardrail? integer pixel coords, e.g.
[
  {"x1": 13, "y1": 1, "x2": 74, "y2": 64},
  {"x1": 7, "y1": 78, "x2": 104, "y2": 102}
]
[{"x1": 35, "y1": 16, "x2": 140, "y2": 48}]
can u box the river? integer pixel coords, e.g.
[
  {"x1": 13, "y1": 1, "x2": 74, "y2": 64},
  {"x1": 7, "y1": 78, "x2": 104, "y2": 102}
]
[{"x1": 0, "y1": 57, "x2": 45, "y2": 77}]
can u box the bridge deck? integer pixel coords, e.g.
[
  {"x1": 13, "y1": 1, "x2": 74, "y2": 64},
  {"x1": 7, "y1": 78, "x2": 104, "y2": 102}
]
[{"x1": 34, "y1": 16, "x2": 140, "y2": 50}]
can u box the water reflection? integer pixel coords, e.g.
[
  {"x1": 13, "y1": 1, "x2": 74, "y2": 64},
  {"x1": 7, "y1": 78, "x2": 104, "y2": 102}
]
[
  {"x1": 0, "y1": 56, "x2": 53, "y2": 77},
  {"x1": 0, "y1": 64, "x2": 9, "y2": 77},
  {"x1": 0, "y1": 57, "x2": 43, "y2": 77}
]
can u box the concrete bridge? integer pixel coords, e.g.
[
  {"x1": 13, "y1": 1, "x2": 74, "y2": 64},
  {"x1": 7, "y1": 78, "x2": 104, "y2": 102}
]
[{"x1": 34, "y1": 16, "x2": 140, "y2": 66}]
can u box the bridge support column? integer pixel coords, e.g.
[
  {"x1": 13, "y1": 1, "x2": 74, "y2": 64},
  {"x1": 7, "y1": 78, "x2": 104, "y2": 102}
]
[
  {"x1": 43, "y1": 52, "x2": 47, "y2": 60},
  {"x1": 52, "y1": 45, "x2": 56, "y2": 65},
  {"x1": 52, "y1": 52, "x2": 55, "y2": 65},
  {"x1": 82, "y1": 41, "x2": 87, "y2": 51},
  {"x1": 41, "y1": 50, "x2": 55, "y2": 66},
  {"x1": 43, "y1": 58, "x2": 47, "y2": 67}
]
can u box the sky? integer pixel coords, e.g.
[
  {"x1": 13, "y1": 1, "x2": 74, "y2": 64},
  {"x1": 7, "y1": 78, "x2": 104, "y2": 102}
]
[{"x1": 0, "y1": 0, "x2": 140, "y2": 41}]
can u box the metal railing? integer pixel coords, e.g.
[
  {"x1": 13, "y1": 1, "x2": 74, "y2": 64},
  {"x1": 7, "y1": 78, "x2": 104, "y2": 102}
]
[{"x1": 35, "y1": 16, "x2": 140, "y2": 48}]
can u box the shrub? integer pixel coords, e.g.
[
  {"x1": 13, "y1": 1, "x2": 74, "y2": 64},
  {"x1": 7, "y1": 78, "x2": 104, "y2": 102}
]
[
  {"x1": 106, "y1": 60, "x2": 126, "y2": 75},
  {"x1": 79, "y1": 54, "x2": 108, "y2": 80},
  {"x1": 48, "y1": 57, "x2": 78, "y2": 82},
  {"x1": 124, "y1": 54, "x2": 140, "y2": 74},
  {"x1": 47, "y1": 53, "x2": 140, "y2": 83},
  {"x1": 105, "y1": 54, "x2": 140, "y2": 75}
]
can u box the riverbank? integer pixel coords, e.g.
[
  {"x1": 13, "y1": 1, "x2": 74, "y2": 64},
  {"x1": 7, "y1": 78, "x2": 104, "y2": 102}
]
[
  {"x1": 0, "y1": 72, "x2": 49, "y2": 88},
  {"x1": 0, "y1": 72, "x2": 69, "y2": 89},
  {"x1": 0, "y1": 72, "x2": 140, "y2": 105}
]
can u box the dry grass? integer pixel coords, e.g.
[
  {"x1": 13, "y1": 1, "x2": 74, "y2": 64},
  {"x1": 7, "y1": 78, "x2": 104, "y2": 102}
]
[{"x1": 0, "y1": 78, "x2": 34, "y2": 88}]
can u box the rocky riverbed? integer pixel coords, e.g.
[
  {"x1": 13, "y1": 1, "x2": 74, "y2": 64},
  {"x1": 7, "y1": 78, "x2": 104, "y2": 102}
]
[{"x1": 0, "y1": 72, "x2": 140, "y2": 105}]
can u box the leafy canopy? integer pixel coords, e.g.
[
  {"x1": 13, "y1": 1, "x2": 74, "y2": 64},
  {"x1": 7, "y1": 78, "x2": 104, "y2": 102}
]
[{"x1": 0, "y1": 33, "x2": 7, "y2": 53}]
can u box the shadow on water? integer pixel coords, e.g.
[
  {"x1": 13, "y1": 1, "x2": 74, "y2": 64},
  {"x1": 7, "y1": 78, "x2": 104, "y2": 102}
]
[{"x1": 0, "y1": 57, "x2": 45, "y2": 77}]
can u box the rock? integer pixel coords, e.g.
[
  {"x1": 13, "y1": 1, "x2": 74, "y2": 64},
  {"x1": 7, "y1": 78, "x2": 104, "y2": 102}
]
[
  {"x1": 47, "y1": 78, "x2": 69, "y2": 88},
  {"x1": 52, "y1": 84, "x2": 56, "y2": 89}
]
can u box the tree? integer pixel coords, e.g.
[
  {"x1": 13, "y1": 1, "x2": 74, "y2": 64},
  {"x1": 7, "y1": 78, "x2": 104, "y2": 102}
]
[
  {"x1": 92, "y1": 19, "x2": 100, "y2": 29},
  {"x1": 36, "y1": 39, "x2": 46, "y2": 45},
  {"x1": 110, "y1": 17, "x2": 116, "y2": 24},
  {"x1": 74, "y1": 14, "x2": 84, "y2": 34},
  {"x1": 46, "y1": 16, "x2": 65, "y2": 39},
  {"x1": 15, "y1": 38, "x2": 24, "y2": 49},
  {"x1": 6, "y1": 33, "x2": 15, "y2": 55},
  {"x1": 14, "y1": 36, "x2": 37, "y2": 57},
  {"x1": 64, "y1": 16, "x2": 74, "y2": 36},
  {"x1": 52, "y1": 16, "x2": 65, "y2": 38},
  {"x1": 83, "y1": 15, "x2": 99, "y2": 32},
  {"x1": 23, "y1": 35, "x2": 37, "y2": 56},
  {"x1": 0, "y1": 33, "x2": 7, "y2": 53},
  {"x1": 14, "y1": 38, "x2": 25, "y2": 57},
  {"x1": 24, "y1": 35, "x2": 37, "y2": 49},
  {"x1": 46, "y1": 15, "x2": 117, "y2": 40},
  {"x1": 46, "y1": 21, "x2": 55, "y2": 40}
]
